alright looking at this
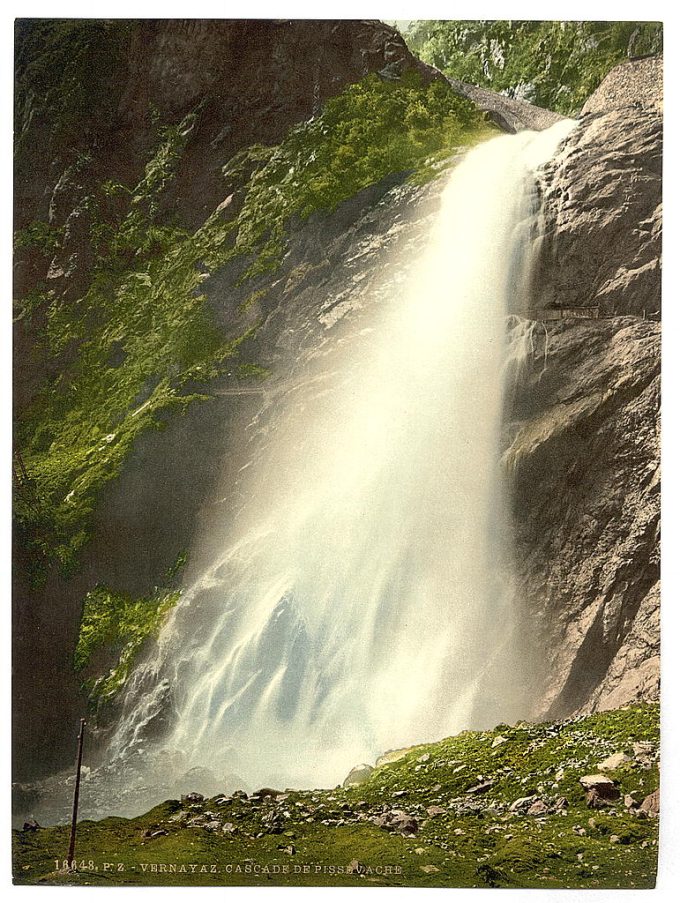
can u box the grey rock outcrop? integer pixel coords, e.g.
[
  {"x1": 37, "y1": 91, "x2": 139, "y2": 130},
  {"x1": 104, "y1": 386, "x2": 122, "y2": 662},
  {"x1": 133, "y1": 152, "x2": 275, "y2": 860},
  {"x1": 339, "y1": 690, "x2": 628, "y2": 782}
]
[
  {"x1": 508, "y1": 317, "x2": 660, "y2": 719},
  {"x1": 533, "y1": 56, "x2": 662, "y2": 319},
  {"x1": 581, "y1": 56, "x2": 662, "y2": 116},
  {"x1": 513, "y1": 56, "x2": 662, "y2": 719}
]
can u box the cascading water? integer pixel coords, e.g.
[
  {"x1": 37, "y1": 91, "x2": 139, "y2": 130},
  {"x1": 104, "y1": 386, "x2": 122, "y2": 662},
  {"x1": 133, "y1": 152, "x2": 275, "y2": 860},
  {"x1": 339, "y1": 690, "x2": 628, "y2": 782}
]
[{"x1": 34, "y1": 121, "x2": 574, "y2": 822}]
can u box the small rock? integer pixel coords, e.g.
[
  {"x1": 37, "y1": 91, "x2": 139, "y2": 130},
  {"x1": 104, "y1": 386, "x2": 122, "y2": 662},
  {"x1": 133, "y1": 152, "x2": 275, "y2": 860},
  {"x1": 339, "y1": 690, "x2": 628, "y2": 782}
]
[
  {"x1": 639, "y1": 789, "x2": 659, "y2": 817},
  {"x1": 466, "y1": 780, "x2": 493, "y2": 795},
  {"x1": 418, "y1": 753, "x2": 431, "y2": 764},
  {"x1": 610, "y1": 835, "x2": 621, "y2": 844},
  {"x1": 181, "y1": 791, "x2": 205, "y2": 804},
  {"x1": 509, "y1": 794, "x2": 538, "y2": 812},
  {"x1": 579, "y1": 774, "x2": 616, "y2": 790},
  {"x1": 624, "y1": 793, "x2": 639, "y2": 809},
  {"x1": 420, "y1": 865, "x2": 439, "y2": 874},
  {"x1": 254, "y1": 787, "x2": 283, "y2": 799},
  {"x1": 453, "y1": 828, "x2": 465, "y2": 836},
  {"x1": 343, "y1": 764, "x2": 374, "y2": 788},
  {"x1": 491, "y1": 736, "x2": 507, "y2": 748},
  {"x1": 222, "y1": 822, "x2": 237, "y2": 834},
  {"x1": 141, "y1": 827, "x2": 168, "y2": 839},
  {"x1": 598, "y1": 752, "x2": 632, "y2": 771},
  {"x1": 375, "y1": 748, "x2": 411, "y2": 767},
  {"x1": 580, "y1": 774, "x2": 620, "y2": 805},
  {"x1": 414, "y1": 847, "x2": 426, "y2": 855},
  {"x1": 554, "y1": 796, "x2": 568, "y2": 810},
  {"x1": 527, "y1": 800, "x2": 549, "y2": 817},
  {"x1": 426, "y1": 805, "x2": 446, "y2": 817},
  {"x1": 633, "y1": 741, "x2": 655, "y2": 758},
  {"x1": 22, "y1": 819, "x2": 40, "y2": 832}
]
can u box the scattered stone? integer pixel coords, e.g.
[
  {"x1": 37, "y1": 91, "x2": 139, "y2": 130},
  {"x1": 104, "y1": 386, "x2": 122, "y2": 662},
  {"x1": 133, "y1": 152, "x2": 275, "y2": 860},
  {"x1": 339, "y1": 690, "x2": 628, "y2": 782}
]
[
  {"x1": 639, "y1": 789, "x2": 659, "y2": 817},
  {"x1": 392, "y1": 790, "x2": 407, "y2": 798},
  {"x1": 343, "y1": 764, "x2": 374, "y2": 788},
  {"x1": 509, "y1": 795, "x2": 538, "y2": 812},
  {"x1": 426, "y1": 805, "x2": 446, "y2": 817},
  {"x1": 281, "y1": 845, "x2": 296, "y2": 856},
  {"x1": 527, "y1": 800, "x2": 549, "y2": 817},
  {"x1": 418, "y1": 753, "x2": 431, "y2": 764},
  {"x1": 453, "y1": 828, "x2": 465, "y2": 836},
  {"x1": 222, "y1": 822, "x2": 237, "y2": 834},
  {"x1": 371, "y1": 809, "x2": 419, "y2": 835},
  {"x1": 22, "y1": 819, "x2": 40, "y2": 832},
  {"x1": 141, "y1": 827, "x2": 168, "y2": 839},
  {"x1": 168, "y1": 810, "x2": 190, "y2": 823},
  {"x1": 466, "y1": 780, "x2": 493, "y2": 795},
  {"x1": 420, "y1": 865, "x2": 439, "y2": 874},
  {"x1": 624, "y1": 793, "x2": 639, "y2": 809},
  {"x1": 181, "y1": 791, "x2": 205, "y2": 804},
  {"x1": 414, "y1": 847, "x2": 426, "y2": 855},
  {"x1": 598, "y1": 752, "x2": 632, "y2": 771},
  {"x1": 491, "y1": 736, "x2": 508, "y2": 748},
  {"x1": 254, "y1": 787, "x2": 283, "y2": 799},
  {"x1": 554, "y1": 797, "x2": 569, "y2": 810},
  {"x1": 610, "y1": 835, "x2": 621, "y2": 844},
  {"x1": 633, "y1": 741, "x2": 655, "y2": 758}
]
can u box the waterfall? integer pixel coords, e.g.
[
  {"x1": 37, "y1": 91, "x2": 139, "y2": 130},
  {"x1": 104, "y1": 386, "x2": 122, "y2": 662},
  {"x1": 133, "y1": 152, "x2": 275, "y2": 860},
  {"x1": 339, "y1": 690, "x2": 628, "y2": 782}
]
[{"x1": 103, "y1": 120, "x2": 575, "y2": 805}]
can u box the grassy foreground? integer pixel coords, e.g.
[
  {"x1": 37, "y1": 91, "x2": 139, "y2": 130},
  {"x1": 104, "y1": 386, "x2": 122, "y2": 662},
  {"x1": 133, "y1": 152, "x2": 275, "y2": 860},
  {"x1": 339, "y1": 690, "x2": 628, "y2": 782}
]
[{"x1": 13, "y1": 703, "x2": 659, "y2": 888}]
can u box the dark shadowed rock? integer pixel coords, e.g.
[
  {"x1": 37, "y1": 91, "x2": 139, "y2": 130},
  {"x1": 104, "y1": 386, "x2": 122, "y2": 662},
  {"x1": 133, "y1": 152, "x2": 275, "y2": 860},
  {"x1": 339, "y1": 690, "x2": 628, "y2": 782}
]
[{"x1": 580, "y1": 774, "x2": 620, "y2": 807}]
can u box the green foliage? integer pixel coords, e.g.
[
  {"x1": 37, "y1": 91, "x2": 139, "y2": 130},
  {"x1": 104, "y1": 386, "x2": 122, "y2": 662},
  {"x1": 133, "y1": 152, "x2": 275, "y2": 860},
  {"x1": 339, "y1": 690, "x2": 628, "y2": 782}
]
[
  {"x1": 14, "y1": 114, "x2": 252, "y2": 577},
  {"x1": 221, "y1": 72, "x2": 487, "y2": 280},
  {"x1": 74, "y1": 583, "x2": 181, "y2": 703},
  {"x1": 14, "y1": 221, "x2": 65, "y2": 255},
  {"x1": 14, "y1": 71, "x2": 487, "y2": 580},
  {"x1": 403, "y1": 21, "x2": 663, "y2": 115}
]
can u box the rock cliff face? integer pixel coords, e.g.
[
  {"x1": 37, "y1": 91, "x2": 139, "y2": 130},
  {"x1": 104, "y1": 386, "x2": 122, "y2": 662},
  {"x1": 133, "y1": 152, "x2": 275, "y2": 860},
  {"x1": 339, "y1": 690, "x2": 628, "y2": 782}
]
[{"x1": 512, "y1": 56, "x2": 662, "y2": 718}]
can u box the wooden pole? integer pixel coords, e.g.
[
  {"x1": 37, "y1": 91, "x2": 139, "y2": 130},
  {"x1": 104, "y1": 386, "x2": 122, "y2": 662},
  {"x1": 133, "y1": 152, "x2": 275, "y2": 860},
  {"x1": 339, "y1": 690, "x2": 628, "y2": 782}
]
[{"x1": 67, "y1": 719, "x2": 86, "y2": 867}]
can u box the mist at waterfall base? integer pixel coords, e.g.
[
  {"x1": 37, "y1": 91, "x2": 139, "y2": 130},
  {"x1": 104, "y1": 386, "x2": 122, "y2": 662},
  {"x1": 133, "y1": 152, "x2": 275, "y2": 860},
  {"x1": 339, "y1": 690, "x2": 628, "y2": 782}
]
[{"x1": 28, "y1": 121, "x2": 575, "y2": 823}]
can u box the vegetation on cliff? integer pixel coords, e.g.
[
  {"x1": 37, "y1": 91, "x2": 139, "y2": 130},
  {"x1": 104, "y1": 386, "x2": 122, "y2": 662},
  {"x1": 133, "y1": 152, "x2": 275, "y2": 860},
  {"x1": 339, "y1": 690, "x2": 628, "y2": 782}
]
[
  {"x1": 14, "y1": 703, "x2": 659, "y2": 888},
  {"x1": 74, "y1": 553, "x2": 187, "y2": 707},
  {"x1": 14, "y1": 64, "x2": 486, "y2": 583},
  {"x1": 402, "y1": 20, "x2": 662, "y2": 114}
]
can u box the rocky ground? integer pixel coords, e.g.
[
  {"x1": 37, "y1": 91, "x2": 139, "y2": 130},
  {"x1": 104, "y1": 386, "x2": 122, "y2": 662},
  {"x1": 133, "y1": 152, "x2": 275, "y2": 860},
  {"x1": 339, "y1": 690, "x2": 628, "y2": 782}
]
[{"x1": 14, "y1": 703, "x2": 659, "y2": 888}]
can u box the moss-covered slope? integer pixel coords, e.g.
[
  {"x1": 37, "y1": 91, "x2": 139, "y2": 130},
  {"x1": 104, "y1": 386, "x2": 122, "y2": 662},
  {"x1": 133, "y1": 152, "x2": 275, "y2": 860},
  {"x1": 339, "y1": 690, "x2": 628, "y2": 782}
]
[{"x1": 14, "y1": 703, "x2": 659, "y2": 888}]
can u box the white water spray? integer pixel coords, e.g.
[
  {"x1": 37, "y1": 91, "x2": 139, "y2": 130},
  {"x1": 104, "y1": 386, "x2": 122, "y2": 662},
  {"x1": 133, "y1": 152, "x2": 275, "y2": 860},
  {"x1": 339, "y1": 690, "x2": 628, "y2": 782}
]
[{"x1": 108, "y1": 121, "x2": 574, "y2": 798}]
